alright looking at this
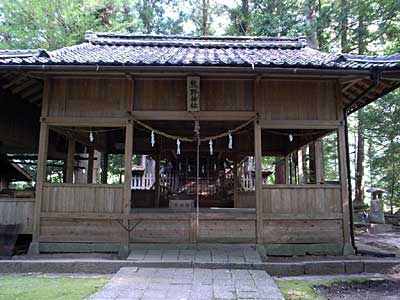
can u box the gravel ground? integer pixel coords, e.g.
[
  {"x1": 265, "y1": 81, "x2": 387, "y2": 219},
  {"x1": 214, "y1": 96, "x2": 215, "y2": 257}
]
[{"x1": 316, "y1": 277, "x2": 400, "y2": 300}]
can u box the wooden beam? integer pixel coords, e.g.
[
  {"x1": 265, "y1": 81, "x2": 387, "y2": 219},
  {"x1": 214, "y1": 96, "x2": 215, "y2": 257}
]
[
  {"x1": 132, "y1": 111, "x2": 256, "y2": 121},
  {"x1": 66, "y1": 139, "x2": 75, "y2": 183},
  {"x1": 259, "y1": 120, "x2": 342, "y2": 129},
  {"x1": 21, "y1": 84, "x2": 42, "y2": 98},
  {"x1": 11, "y1": 79, "x2": 37, "y2": 94},
  {"x1": 44, "y1": 116, "x2": 128, "y2": 127}
]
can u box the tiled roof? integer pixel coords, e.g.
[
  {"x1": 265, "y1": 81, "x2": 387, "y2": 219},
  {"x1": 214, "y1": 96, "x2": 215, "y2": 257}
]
[{"x1": 0, "y1": 32, "x2": 399, "y2": 70}]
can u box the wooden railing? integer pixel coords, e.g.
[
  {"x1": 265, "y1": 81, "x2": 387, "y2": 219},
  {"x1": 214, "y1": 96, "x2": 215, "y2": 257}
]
[
  {"x1": 262, "y1": 184, "x2": 342, "y2": 218},
  {"x1": 132, "y1": 173, "x2": 155, "y2": 190},
  {"x1": 0, "y1": 197, "x2": 34, "y2": 234},
  {"x1": 42, "y1": 183, "x2": 124, "y2": 213}
]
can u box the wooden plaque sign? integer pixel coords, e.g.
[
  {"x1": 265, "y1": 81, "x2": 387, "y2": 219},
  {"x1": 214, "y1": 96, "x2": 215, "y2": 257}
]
[{"x1": 187, "y1": 76, "x2": 200, "y2": 112}]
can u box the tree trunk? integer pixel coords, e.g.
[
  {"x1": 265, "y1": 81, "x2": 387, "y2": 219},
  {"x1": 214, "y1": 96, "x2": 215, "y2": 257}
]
[
  {"x1": 354, "y1": 113, "x2": 365, "y2": 209},
  {"x1": 240, "y1": 0, "x2": 250, "y2": 35},
  {"x1": 340, "y1": 0, "x2": 348, "y2": 52},
  {"x1": 304, "y1": 0, "x2": 319, "y2": 48},
  {"x1": 202, "y1": 0, "x2": 209, "y2": 35}
]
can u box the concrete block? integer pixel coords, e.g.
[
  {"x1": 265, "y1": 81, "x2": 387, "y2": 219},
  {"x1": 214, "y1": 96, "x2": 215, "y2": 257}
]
[
  {"x1": 304, "y1": 261, "x2": 345, "y2": 275},
  {"x1": 344, "y1": 261, "x2": 364, "y2": 274},
  {"x1": 264, "y1": 263, "x2": 305, "y2": 276},
  {"x1": 364, "y1": 260, "x2": 400, "y2": 274}
]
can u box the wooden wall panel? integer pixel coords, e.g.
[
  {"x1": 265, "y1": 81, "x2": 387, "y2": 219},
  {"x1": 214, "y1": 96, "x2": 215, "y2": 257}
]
[
  {"x1": 257, "y1": 80, "x2": 337, "y2": 120},
  {"x1": 48, "y1": 78, "x2": 130, "y2": 117},
  {"x1": 39, "y1": 218, "x2": 122, "y2": 242},
  {"x1": 0, "y1": 198, "x2": 34, "y2": 234},
  {"x1": 134, "y1": 79, "x2": 186, "y2": 111},
  {"x1": 198, "y1": 219, "x2": 256, "y2": 243},
  {"x1": 262, "y1": 186, "x2": 342, "y2": 215},
  {"x1": 42, "y1": 184, "x2": 124, "y2": 213},
  {"x1": 201, "y1": 80, "x2": 254, "y2": 111},
  {"x1": 262, "y1": 219, "x2": 343, "y2": 243},
  {"x1": 129, "y1": 219, "x2": 191, "y2": 243}
]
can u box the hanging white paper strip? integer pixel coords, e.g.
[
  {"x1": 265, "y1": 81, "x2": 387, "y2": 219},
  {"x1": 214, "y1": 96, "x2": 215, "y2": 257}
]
[
  {"x1": 228, "y1": 131, "x2": 233, "y2": 149},
  {"x1": 202, "y1": 165, "x2": 205, "y2": 174},
  {"x1": 209, "y1": 140, "x2": 213, "y2": 155},
  {"x1": 151, "y1": 130, "x2": 155, "y2": 147},
  {"x1": 89, "y1": 131, "x2": 94, "y2": 142},
  {"x1": 177, "y1": 139, "x2": 181, "y2": 155},
  {"x1": 289, "y1": 134, "x2": 294, "y2": 142}
]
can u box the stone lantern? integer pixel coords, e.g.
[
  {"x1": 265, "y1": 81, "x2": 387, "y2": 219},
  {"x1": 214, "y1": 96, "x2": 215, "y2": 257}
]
[{"x1": 367, "y1": 188, "x2": 385, "y2": 224}]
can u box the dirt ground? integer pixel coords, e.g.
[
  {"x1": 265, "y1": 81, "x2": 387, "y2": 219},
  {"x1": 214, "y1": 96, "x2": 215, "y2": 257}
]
[{"x1": 316, "y1": 277, "x2": 400, "y2": 300}]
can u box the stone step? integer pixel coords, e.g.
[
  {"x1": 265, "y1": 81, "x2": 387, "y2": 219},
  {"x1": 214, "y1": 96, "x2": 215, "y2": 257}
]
[{"x1": 1, "y1": 258, "x2": 399, "y2": 277}]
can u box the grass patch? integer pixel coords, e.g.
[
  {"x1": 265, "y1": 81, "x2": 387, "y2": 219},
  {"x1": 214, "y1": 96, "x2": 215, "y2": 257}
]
[
  {"x1": 277, "y1": 278, "x2": 370, "y2": 300},
  {"x1": 0, "y1": 275, "x2": 107, "y2": 300},
  {"x1": 277, "y1": 280, "x2": 326, "y2": 300}
]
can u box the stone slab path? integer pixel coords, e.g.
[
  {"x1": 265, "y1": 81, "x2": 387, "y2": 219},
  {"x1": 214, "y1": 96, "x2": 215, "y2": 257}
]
[
  {"x1": 90, "y1": 267, "x2": 283, "y2": 300},
  {"x1": 128, "y1": 244, "x2": 262, "y2": 265}
]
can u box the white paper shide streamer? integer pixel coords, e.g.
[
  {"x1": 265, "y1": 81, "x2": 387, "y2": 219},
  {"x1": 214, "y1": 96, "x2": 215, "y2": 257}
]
[
  {"x1": 228, "y1": 131, "x2": 233, "y2": 149},
  {"x1": 176, "y1": 139, "x2": 181, "y2": 155},
  {"x1": 151, "y1": 130, "x2": 155, "y2": 147},
  {"x1": 209, "y1": 140, "x2": 213, "y2": 155},
  {"x1": 89, "y1": 131, "x2": 94, "y2": 142},
  {"x1": 289, "y1": 134, "x2": 294, "y2": 142}
]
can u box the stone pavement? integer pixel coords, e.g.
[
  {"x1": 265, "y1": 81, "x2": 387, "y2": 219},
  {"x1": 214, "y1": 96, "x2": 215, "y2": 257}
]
[
  {"x1": 90, "y1": 267, "x2": 284, "y2": 300},
  {"x1": 127, "y1": 244, "x2": 262, "y2": 265}
]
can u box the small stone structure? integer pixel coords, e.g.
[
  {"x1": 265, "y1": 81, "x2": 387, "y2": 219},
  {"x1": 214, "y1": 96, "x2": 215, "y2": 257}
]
[{"x1": 368, "y1": 188, "x2": 385, "y2": 224}]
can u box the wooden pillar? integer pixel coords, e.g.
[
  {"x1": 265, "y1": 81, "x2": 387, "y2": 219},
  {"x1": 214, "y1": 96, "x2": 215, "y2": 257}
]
[
  {"x1": 30, "y1": 122, "x2": 49, "y2": 253},
  {"x1": 87, "y1": 146, "x2": 95, "y2": 183},
  {"x1": 314, "y1": 139, "x2": 324, "y2": 184},
  {"x1": 119, "y1": 121, "x2": 133, "y2": 258},
  {"x1": 233, "y1": 158, "x2": 238, "y2": 208},
  {"x1": 297, "y1": 148, "x2": 303, "y2": 184},
  {"x1": 154, "y1": 151, "x2": 161, "y2": 208},
  {"x1": 101, "y1": 152, "x2": 109, "y2": 184},
  {"x1": 284, "y1": 155, "x2": 290, "y2": 184},
  {"x1": 338, "y1": 125, "x2": 352, "y2": 252},
  {"x1": 66, "y1": 139, "x2": 75, "y2": 183},
  {"x1": 254, "y1": 122, "x2": 263, "y2": 243}
]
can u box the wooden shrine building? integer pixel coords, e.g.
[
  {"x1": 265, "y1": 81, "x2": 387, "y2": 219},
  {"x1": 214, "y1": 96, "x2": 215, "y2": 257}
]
[{"x1": 0, "y1": 33, "x2": 399, "y2": 257}]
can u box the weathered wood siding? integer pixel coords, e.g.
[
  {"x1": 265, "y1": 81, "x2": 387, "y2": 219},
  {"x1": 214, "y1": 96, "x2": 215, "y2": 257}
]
[
  {"x1": 39, "y1": 218, "x2": 122, "y2": 242},
  {"x1": 47, "y1": 78, "x2": 131, "y2": 117},
  {"x1": 129, "y1": 211, "x2": 256, "y2": 243},
  {"x1": 133, "y1": 78, "x2": 254, "y2": 112},
  {"x1": 0, "y1": 198, "x2": 34, "y2": 234},
  {"x1": 42, "y1": 184, "x2": 124, "y2": 213},
  {"x1": 256, "y1": 80, "x2": 338, "y2": 120},
  {"x1": 261, "y1": 185, "x2": 344, "y2": 244},
  {"x1": 134, "y1": 79, "x2": 186, "y2": 110}
]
